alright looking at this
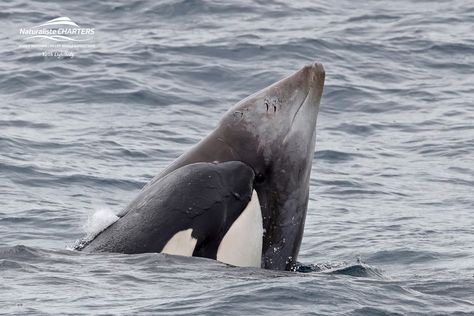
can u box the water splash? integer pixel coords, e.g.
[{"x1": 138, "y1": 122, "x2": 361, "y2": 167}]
[
  {"x1": 74, "y1": 208, "x2": 119, "y2": 250},
  {"x1": 293, "y1": 258, "x2": 384, "y2": 278}
]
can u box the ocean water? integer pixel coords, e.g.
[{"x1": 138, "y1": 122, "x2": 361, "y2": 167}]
[{"x1": 1, "y1": 0, "x2": 473, "y2": 314}]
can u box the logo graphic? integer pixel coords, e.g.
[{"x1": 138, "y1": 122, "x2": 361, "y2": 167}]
[
  {"x1": 18, "y1": 16, "x2": 95, "y2": 58},
  {"x1": 34, "y1": 16, "x2": 80, "y2": 28}
]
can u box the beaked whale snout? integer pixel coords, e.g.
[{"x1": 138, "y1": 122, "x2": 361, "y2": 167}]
[{"x1": 79, "y1": 62, "x2": 325, "y2": 271}]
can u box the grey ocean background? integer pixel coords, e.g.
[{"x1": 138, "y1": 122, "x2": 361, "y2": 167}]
[{"x1": 1, "y1": 0, "x2": 473, "y2": 315}]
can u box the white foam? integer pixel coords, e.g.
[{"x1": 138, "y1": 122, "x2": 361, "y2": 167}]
[{"x1": 83, "y1": 208, "x2": 119, "y2": 242}]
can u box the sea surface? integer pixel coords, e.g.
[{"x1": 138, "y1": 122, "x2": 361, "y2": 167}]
[{"x1": 1, "y1": 0, "x2": 473, "y2": 315}]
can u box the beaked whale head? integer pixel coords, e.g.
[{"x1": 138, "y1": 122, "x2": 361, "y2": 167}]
[
  {"x1": 217, "y1": 63, "x2": 325, "y2": 269},
  {"x1": 159, "y1": 62, "x2": 325, "y2": 270}
]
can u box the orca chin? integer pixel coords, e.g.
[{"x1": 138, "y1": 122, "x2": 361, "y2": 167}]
[{"x1": 78, "y1": 62, "x2": 325, "y2": 271}]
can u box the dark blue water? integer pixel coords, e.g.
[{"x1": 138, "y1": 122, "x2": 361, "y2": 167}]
[{"x1": 1, "y1": 0, "x2": 473, "y2": 314}]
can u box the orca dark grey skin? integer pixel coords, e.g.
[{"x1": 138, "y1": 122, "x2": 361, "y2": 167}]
[
  {"x1": 80, "y1": 63, "x2": 325, "y2": 270},
  {"x1": 82, "y1": 161, "x2": 263, "y2": 266}
]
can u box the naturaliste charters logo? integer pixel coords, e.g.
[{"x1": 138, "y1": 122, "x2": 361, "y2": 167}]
[
  {"x1": 20, "y1": 17, "x2": 94, "y2": 42},
  {"x1": 19, "y1": 17, "x2": 95, "y2": 58}
]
